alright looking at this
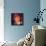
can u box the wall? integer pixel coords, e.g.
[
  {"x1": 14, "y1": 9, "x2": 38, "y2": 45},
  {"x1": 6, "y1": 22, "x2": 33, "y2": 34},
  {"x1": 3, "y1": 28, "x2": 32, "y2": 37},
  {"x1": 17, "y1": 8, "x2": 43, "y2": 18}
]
[
  {"x1": 40, "y1": 0, "x2": 46, "y2": 26},
  {"x1": 0, "y1": 0, "x2": 4, "y2": 42},
  {"x1": 4, "y1": 0, "x2": 40, "y2": 42}
]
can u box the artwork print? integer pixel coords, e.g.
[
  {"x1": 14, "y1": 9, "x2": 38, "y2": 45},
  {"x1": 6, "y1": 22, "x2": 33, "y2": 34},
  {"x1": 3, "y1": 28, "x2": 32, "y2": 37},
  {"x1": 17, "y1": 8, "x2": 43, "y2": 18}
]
[{"x1": 11, "y1": 13, "x2": 24, "y2": 25}]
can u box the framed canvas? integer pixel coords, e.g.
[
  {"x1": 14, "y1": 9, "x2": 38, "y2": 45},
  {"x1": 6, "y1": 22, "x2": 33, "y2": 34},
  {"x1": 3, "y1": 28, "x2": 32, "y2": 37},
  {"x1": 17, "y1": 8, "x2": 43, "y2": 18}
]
[{"x1": 11, "y1": 13, "x2": 24, "y2": 25}]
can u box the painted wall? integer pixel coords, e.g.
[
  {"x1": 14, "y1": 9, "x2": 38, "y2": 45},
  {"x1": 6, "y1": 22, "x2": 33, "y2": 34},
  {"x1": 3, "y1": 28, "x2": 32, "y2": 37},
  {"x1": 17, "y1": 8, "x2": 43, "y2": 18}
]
[
  {"x1": 0, "y1": 0, "x2": 4, "y2": 42},
  {"x1": 4, "y1": 0, "x2": 40, "y2": 42},
  {"x1": 40, "y1": 0, "x2": 46, "y2": 26}
]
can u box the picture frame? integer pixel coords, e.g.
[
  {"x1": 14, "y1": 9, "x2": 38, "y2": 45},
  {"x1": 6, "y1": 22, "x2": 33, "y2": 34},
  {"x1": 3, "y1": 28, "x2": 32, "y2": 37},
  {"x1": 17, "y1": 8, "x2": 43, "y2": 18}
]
[{"x1": 11, "y1": 13, "x2": 24, "y2": 26}]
